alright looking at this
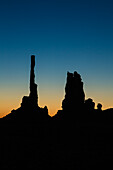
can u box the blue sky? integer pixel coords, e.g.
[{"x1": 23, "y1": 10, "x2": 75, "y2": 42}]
[{"x1": 0, "y1": 0, "x2": 113, "y2": 116}]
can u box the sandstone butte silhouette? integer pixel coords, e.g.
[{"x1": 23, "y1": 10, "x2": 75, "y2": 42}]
[{"x1": 0, "y1": 55, "x2": 113, "y2": 169}]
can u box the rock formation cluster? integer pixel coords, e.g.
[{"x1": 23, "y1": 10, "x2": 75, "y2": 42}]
[{"x1": 0, "y1": 55, "x2": 113, "y2": 169}]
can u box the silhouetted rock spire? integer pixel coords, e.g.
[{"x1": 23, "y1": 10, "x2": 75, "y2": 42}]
[
  {"x1": 2, "y1": 55, "x2": 49, "y2": 122},
  {"x1": 29, "y1": 55, "x2": 38, "y2": 106},
  {"x1": 21, "y1": 55, "x2": 38, "y2": 108},
  {"x1": 62, "y1": 71, "x2": 85, "y2": 111}
]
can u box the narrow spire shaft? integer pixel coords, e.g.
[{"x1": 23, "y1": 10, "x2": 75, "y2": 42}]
[
  {"x1": 30, "y1": 55, "x2": 38, "y2": 106},
  {"x1": 30, "y1": 55, "x2": 35, "y2": 92}
]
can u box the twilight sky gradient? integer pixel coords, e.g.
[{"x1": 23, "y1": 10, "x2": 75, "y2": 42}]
[{"x1": 0, "y1": 0, "x2": 113, "y2": 117}]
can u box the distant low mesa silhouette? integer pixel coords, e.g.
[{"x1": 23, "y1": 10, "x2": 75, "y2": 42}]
[{"x1": 0, "y1": 55, "x2": 113, "y2": 169}]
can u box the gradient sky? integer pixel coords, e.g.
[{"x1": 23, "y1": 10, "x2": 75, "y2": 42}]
[{"x1": 0, "y1": 0, "x2": 113, "y2": 117}]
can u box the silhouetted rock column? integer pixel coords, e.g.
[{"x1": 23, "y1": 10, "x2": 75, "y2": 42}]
[
  {"x1": 5, "y1": 55, "x2": 49, "y2": 121},
  {"x1": 62, "y1": 71, "x2": 85, "y2": 111},
  {"x1": 29, "y1": 55, "x2": 38, "y2": 107},
  {"x1": 21, "y1": 55, "x2": 38, "y2": 108}
]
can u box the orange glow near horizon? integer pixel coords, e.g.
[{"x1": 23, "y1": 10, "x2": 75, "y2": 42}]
[
  {"x1": 0, "y1": 78, "x2": 113, "y2": 118},
  {"x1": 0, "y1": 94, "x2": 113, "y2": 118},
  {"x1": 0, "y1": 0, "x2": 113, "y2": 119}
]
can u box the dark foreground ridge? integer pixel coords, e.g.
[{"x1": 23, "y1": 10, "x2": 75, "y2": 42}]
[{"x1": 0, "y1": 55, "x2": 113, "y2": 169}]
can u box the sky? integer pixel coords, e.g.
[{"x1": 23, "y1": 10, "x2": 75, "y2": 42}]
[{"x1": 0, "y1": 0, "x2": 113, "y2": 117}]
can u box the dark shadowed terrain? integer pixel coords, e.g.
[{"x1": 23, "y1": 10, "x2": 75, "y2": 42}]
[{"x1": 0, "y1": 55, "x2": 113, "y2": 169}]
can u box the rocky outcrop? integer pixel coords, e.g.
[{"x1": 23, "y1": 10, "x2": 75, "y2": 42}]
[{"x1": 62, "y1": 71, "x2": 85, "y2": 111}]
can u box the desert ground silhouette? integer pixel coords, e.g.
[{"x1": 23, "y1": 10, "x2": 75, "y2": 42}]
[{"x1": 0, "y1": 55, "x2": 113, "y2": 169}]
